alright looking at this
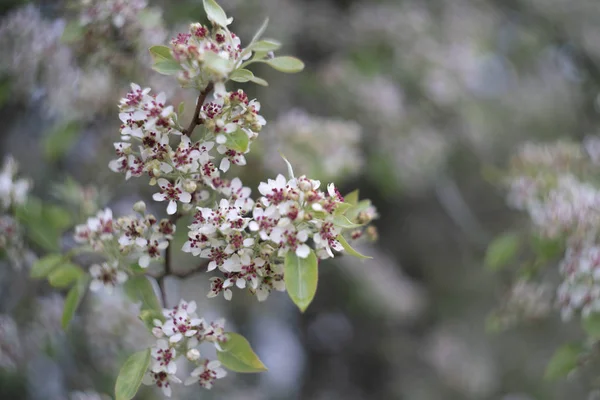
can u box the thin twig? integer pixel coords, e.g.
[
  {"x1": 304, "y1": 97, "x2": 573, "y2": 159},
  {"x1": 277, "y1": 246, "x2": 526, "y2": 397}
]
[{"x1": 184, "y1": 83, "x2": 214, "y2": 137}]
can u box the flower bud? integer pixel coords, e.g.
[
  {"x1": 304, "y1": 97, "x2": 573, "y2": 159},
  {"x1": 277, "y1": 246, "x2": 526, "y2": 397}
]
[
  {"x1": 152, "y1": 327, "x2": 164, "y2": 338},
  {"x1": 187, "y1": 348, "x2": 201, "y2": 361},
  {"x1": 133, "y1": 201, "x2": 146, "y2": 213},
  {"x1": 298, "y1": 179, "x2": 312, "y2": 192},
  {"x1": 184, "y1": 180, "x2": 197, "y2": 193}
]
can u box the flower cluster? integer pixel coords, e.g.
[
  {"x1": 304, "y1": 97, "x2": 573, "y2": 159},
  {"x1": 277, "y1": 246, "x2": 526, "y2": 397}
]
[
  {"x1": 262, "y1": 109, "x2": 364, "y2": 181},
  {"x1": 73, "y1": 202, "x2": 174, "y2": 292},
  {"x1": 502, "y1": 139, "x2": 600, "y2": 321},
  {"x1": 143, "y1": 300, "x2": 227, "y2": 397},
  {"x1": 168, "y1": 21, "x2": 249, "y2": 90},
  {"x1": 183, "y1": 173, "x2": 377, "y2": 301},
  {"x1": 109, "y1": 83, "x2": 263, "y2": 215},
  {"x1": 78, "y1": 0, "x2": 148, "y2": 30}
]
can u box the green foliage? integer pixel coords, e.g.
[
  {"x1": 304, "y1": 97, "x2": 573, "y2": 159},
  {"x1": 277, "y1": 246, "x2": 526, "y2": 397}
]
[
  {"x1": 484, "y1": 232, "x2": 521, "y2": 271},
  {"x1": 333, "y1": 215, "x2": 363, "y2": 229},
  {"x1": 139, "y1": 309, "x2": 165, "y2": 330},
  {"x1": 531, "y1": 234, "x2": 564, "y2": 262},
  {"x1": 123, "y1": 276, "x2": 161, "y2": 312},
  {"x1": 345, "y1": 199, "x2": 372, "y2": 222},
  {"x1": 544, "y1": 343, "x2": 584, "y2": 381},
  {"x1": 344, "y1": 190, "x2": 359, "y2": 206},
  {"x1": 263, "y1": 56, "x2": 305, "y2": 73},
  {"x1": 43, "y1": 121, "x2": 80, "y2": 162},
  {"x1": 336, "y1": 234, "x2": 372, "y2": 259},
  {"x1": 47, "y1": 263, "x2": 83, "y2": 288},
  {"x1": 62, "y1": 275, "x2": 89, "y2": 329},
  {"x1": 115, "y1": 349, "x2": 151, "y2": 400},
  {"x1": 249, "y1": 17, "x2": 269, "y2": 47},
  {"x1": 284, "y1": 250, "x2": 318, "y2": 312},
  {"x1": 583, "y1": 314, "x2": 600, "y2": 340},
  {"x1": 203, "y1": 0, "x2": 231, "y2": 27},
  {"x1": 230, "y1": 68, "x2": 255, "y2": 82},
  {"x1": 30, "y1": 254, "x2": 63, "y2": 278},
  {"x1": 250, "y1": 39, "x2": 282, "y2": 52},
  {"x1": 216, "y1": 333, "x2": 267, "y2": 373},
  {"x1": 224, "y1": 128, "x2": 249, "y2": 152},
  {"x1": 15, "y1": 197, "x2": 72, "y2": 252},
  {"x1": 149, "y1": 46, "x2": 181, "y2": 75},
  {"x1": 61, "y1": 21, "x2": 83, "y2": 44}
]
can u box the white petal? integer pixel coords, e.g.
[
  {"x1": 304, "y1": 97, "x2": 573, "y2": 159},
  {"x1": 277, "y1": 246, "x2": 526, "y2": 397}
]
[
  {"x1": 167, "y1": 201, "x2": 178, "y2": 215},
  {"x1": 296, "y1": 244, "x2": 311, "y2": 258}
]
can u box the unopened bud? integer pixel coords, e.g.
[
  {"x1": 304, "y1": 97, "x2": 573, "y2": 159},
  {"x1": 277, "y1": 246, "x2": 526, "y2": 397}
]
[
  {"x1": 366, "y1": 226, "x2": 378, "y2": 242},
  {"x1": 152, "y1": 327, "x2": 163, "y2": 338},
  {"x1": 298, "y1": 180, "x2": 312, "y2": 192},
  {"x1": 184, "y1": 180, "x2": 197, "y2": 193},
  {"x1": 187, "y1": 348, "x2": 201, "y2": 361},
  {"x1": 133, "y1": 201, "x2": 146, "y2": 213}
]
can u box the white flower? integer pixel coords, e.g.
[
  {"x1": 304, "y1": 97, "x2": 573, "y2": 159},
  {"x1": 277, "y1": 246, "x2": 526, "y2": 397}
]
[
  {"x1": 142, "y1": 370, "x2": 181, "y2": 397},
  {"x1": 151, "y1": 339, "x2": 177, "y2": 374},
  {"x1": 89, "y1": 261, "x2": 127, "y2": 293},
  {"x1": 153, "y1": 179, "x2": 192, "y2": 215},
  {"x1": 184, "y1": 360, "x2": 227, "y2": 389}
]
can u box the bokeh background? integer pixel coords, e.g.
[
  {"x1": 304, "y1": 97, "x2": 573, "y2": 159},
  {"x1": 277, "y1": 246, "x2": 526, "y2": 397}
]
[{"x1": 1, "y1": 0, "x2": 599, "y2": 399}]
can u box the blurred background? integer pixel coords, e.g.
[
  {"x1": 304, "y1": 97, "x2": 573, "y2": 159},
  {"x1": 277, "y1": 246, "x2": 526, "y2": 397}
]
[{"x1": 1, "y1": 0, "x2": 599, "y2": 399}]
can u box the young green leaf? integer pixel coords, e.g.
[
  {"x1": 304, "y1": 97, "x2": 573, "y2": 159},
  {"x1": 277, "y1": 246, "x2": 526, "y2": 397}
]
[
  {"x1": 217, "y1": 333, "x2": 267, "y2": 373},
  {"x1": 333, "y1": 202, "x2": 354, "y2": 216},
  {"x1": 62, "y1": 275, "x2": 89, "y2": 329},
  {"x1": 250, "y1": 39, "x2": 282, "y2": 52},
  {"x1": 203, "y1": 52, "x2": 233, "y2": 76},
  {"x1": 279, "y1": 152, "x2": 295, "y2": 179},
  {"x1": 43, "y1": 121, "x2": 80, "y2": 162},
  {"x1": 336, "y1": 234, "x2": 372, "y2": 259},
  {"x1": 264, "y1": 56, "x2": 305, "y2": 73},
  {"x1": 531, "y1": 234, "x2": 564, "y2": 262},
  {"x1": 61, "y1": 21, "x2": 83, "y2": 44},
  {"x1": 544, "y1": 343, "x2": 583, "y2": 381},
  {"x1": 203, "y1": 0, "x2": 231, "y2": 27},
  {"x1": 149, "y1": 46, "x2": 181, "y2": 75},
  {"x1": 484, "y1": 232, "x2": 520, "y2": 271},
  {"x1": 30, "y1": 254, "x2": 63, "y2": 279},
  {"x1": 345, "y1": 199, "x2": 372, "y2": 222},
  {"x1": 47, "y1": 264, "x2": 84, "y2": 288},
  {"x1": 225, "y1": 128, "x2": 249, "y2": 152},
  {"x1": 284, "y1": 250, "x2": 318, "y2": 312},
  {"x1": 249, "y1": 76, "x2": 268, "y2": 86},
  {"x1": 230, "y1": 68, "x2": 255, "y2": 83},
  {"x1": 139, "y1": 309, "x2": 165, "y2": 330},
  {"x1": 344, "y1": 190, "x2": 359, "y2": 206},
  {"x1": 249, "y1": 17, "x2": 269, "y2": 47},
  {"x1": 123, "y1": 276, "x2": 161, "y2": 312},
  {"x1": 333, "y1": 215, "x2": 363, "y2": 229},
  {"x1": 115, "y1": 349, "x2": 151, "y2": 400}
]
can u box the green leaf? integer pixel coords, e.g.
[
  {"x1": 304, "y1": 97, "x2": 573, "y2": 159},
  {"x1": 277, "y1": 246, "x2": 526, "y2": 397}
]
[
  {"x1": 149, "y1": 45, "x2": 181, "y2": 75},
  {"x1": 336, "y1": 234, "x2": 372, "y2": 259},
  {"x1": 217, "y1": 332, "x2": 267, "y2": 373},
  {"x1": 203, "y1": 52, "x2": 233, "y2": 76},
  {"x1": 333, "y1": 215, "x2": 362, "y2": 229},
  {"x1": 583, "y1": 314, "x2": 600, "y2": 339},
  {"x1": 62, "y1": 275, "x2": 89, "y2": 329},
  {"x1": 544, "y1": 343, "x2": 583, "y2": 381},
  {"x1": 47, "y1": 263, "x2": 83, "y2": 288},
  {"x1": 43, "y1": 121, "x2": 80, "y2": 161},
  {"x1": 177, "y1": 101, "x2": 185, "y2": 116},
  {"x1": 225, "y1": 128, "x2": 249, "y2": 153},
  {"x1": 345, "y1": 199, "x2": 372, "y2": 222},
  {"x1": 123, "y1": 276, "x2": 161, "y2": 312},
  {"x1": 30, "y1": 254, "x2": 63, "y2": 279},
  {"x1": 484, "y1": 232, "x2": 520, "y2": 271},
  {"x1": 279, "y1": 152, "x2": 295, "y2": 179},
  {"x1": 334, "y1": 202, "x2": 353, "y2": 216},
  {"x1": 264, "y1": 56, "x2": 304, "y2": 73},
  {"x1": 344, "y1": 190, "x2": 359, "y2": 206},
  {"x1": 284, "y1": 249, "x2": 318, "y2": 312},
  {"x1": 203, "y1": 0, "x2": 231, "y2": 27},
  {"x1": 61, "y1": 21, "x2": 83, "y2": 44},
  {"x1": 230, "y1": 68, "x2": 255, "y2": 83},
  {"x1": 251, "y1": 39, "x2": 282, "y2": 52},
  {"x1": 115, "y1": 349, "x2": 151, "y2": 400},
  {"x1": 249, "y1": 76, "x2": 268, "y2": 86},
  {"x1": 15, "y1": 197, "x2": 70, "y2": 252},
  {"x1": 249, "y1": 17, "x2": 269, "y2": 47},
  {"x1": 531, "y1": 235, "x2": 564, "y2": 262},
  {"x1": 44, "y1": 204, "x2": 72, "y2": 232}
]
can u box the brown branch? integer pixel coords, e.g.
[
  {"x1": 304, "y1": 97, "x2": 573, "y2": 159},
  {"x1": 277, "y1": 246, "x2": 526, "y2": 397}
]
[{"x1": 184, "y1": 83, "x2": 214, "y2": 137}]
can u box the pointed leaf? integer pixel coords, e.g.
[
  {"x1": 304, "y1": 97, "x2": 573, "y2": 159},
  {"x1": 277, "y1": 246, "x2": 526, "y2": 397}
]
[
  {"x1": 30, "y1": 254, "x2": 63, "y2": 279},
  {"x1": 62, "y1": 275, "x2": 89, "y2": 329},
  {"x1": 149, "y1": 46, "x2": 181, "y2": 75},
  {"x1": 344, "y1": 190, "x2": 359, "y2": 206},
  {"x1": 284, "y1": 250, "x2": 318, "y2": 312},
  {"x1": 279, "y1": 152, "x2": 295, "y2": 179},
  {"x1": 333, "y1": 215, "x2": 362, "y2": 229},
  {"x1": 115, "y1": 349, "x2": 151, "y2": 400},
  {"x1": 484, "y1": 232, "x2": 520, "y2": 271},
  {"x1": 217, "y1": 332, "x2": 267, "y2": 373},
  {"x1": 139, "y1": 309, "x2": 165, "y2": 330},
  {"x1": 250, "y1": 17, "x2": 269, "y2": 46},
  {"x1": 334, "y1": 202, "x2": 353, "y2": 216},
  {"x1": 336, "y1": 234, "x2": 372, "y2": 259},
  {"x1": 203, "y1": 0, "x2": 231, "y2": 27},
  {"x1": 250, "y1": 39, "x2": 282, "y2": 52},
  {"x1": 48, "y1": 263, "x2": 84, "y2": 288},
  {"x1": 544, "y1": 343, "x2": 583, "y2": 381},
  {"x1": 123, "y1": 276, "x2": 161, "y2": 312},
  {"x1": 230, "y1": 68, "x2": 255, "y2": 83},
  {"x1": 249, "y1": 76, "x2": 268, "y2": 86},
  {"x1": 264, "y1": 56, "x2": 304, "y2": 73},
  {"x1": 225, "y1": 128, "x2": 249, "y2": 152}
]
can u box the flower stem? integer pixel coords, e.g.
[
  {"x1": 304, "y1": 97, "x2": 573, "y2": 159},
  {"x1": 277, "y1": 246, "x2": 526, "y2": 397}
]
[{"x1": 184, "y1": 83, "x2": 214, "y2": 137}]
